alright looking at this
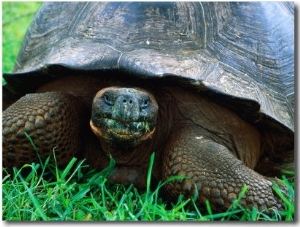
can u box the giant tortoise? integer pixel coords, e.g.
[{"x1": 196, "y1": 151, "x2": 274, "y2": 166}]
[{"x1": 2, "y1": 2, "x2": 294, "y2": 212}]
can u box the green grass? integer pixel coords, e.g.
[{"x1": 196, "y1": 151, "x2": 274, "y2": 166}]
[
  {"x1": 2, "y1": 2, "x2": 42, "y2": 74},
  {"x1": 2, "y1": 151, "x2": 295, "y2": 221}
]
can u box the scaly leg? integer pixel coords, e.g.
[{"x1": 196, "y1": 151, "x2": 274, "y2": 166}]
[
  {"x1": 3, "y1": 92, "x2": 88, "y2": 172},
  {"x1": 162, "y1": 126, "x2": 283, "y2": 212}
]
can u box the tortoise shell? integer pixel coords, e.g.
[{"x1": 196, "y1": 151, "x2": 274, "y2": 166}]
[{"x1": 4, "y1": 2, "x2": 294, "y2": 138}]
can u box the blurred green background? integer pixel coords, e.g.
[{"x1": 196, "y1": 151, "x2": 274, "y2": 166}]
[{"x1": 2, "y1": 2, "x2": 42, "y2": 74}]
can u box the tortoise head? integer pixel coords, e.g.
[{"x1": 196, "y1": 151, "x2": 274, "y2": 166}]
[{"x1": 90, "y1": 87, "x2": 158, "y2": 149}]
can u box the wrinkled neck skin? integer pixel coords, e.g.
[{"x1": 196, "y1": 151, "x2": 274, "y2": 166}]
[{"x1": 98, "y1": 135, "x2": 157, "y2": 166}]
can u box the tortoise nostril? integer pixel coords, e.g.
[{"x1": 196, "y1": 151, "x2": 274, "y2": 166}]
[{"x1": 123, "y1": 99, "x2": 133, "y2": 104}]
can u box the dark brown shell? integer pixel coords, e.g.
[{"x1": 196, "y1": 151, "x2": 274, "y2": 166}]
[{"x1": 4, "y1": 2, "x2": 294, "y2": 136}]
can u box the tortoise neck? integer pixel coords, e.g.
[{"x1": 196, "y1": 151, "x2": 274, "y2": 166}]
[{"x1": 99, "y1": 136, "x2": 156, "y2": 166}]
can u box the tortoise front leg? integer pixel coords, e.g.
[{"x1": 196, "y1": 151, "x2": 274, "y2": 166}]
[
  {"x1": 162, "y1": 126, "x2": 283, "y2": 212},
  {"x1": 2, "y1": 92, "x2": 88, "y2": 172}
]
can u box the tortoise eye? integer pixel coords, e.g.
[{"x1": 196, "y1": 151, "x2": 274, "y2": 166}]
[
  {"x1": 141, "y1": 99, "x2": 150, "y2": 109},
  {"x1": 103, "y1": 94, "x2": 114, "y2": 106}
]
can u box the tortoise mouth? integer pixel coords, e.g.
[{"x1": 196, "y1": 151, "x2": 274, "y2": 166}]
[
  {"x1": 90, "y1": 117, "x2": 156, "y2": 147},
  {"x1": 103, "y1": 117, "x2": 153, "y2": 136}
]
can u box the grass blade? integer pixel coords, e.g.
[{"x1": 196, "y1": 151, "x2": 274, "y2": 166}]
[{"x1": 17, "y1": 174, "x2": 48, "y2": 220}]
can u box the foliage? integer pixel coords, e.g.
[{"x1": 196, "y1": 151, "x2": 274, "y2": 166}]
[
  {"x1": 2, "y1": 152, "x2": 295, "y2": 221},
  {"x1": 2, "y1": 2, "x2": 42, "y2": 74}
]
